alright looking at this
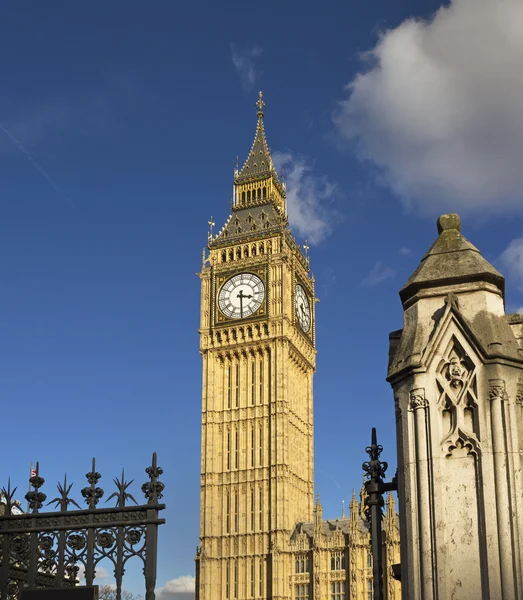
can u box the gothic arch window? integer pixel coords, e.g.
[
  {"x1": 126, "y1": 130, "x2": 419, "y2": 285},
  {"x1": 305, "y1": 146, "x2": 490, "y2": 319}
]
[
  {"x1": 229, "y1": 250, "x2": 234, "y2": 261},
  {"x1": 252, "y1": 244, "x2": 257, "y2": 256},
  {"x1": 221, "y1": 250, "x2": 226, "y2": 262},
  {"x1": 263, "y1": 186, "x2": 267, "y2": 198},
  {"x1": 227, "y1": 366, "x2": 232, "y2": 408},
  {"x1": 251, "y1": 361, "x2": 256, "y2": 404},
  {"x1": 259, "y1": 360, "x2": 263, "y2": 403},
  {"x1": 250, "y1": 486, "x2": 255, "y2": 530},
  {"x1": 247, "y1": 190, "x2": 251, "y2": 202},
  {"x1": 259, "y1": 424, "x2": 263, "y2": 466},
  {"x1": 257, "y1": 188, "x2": 261, "y2": 200},
  {"x1": 226, "y1": 429, "x2": 231, "y2": 469},
  {"x1": 241, "y1": 191, "x2": 246, "y2": 203},
  {"x1": 244, "y1": 246, "x2": 249, "y2": 258},
  {"x1": 234, "y1": 490, "x2": 239, "y2": 532},
  {"x1": 225, "y1": 491, "x2": 230, "y2": 533},
  {"x1": 235, "y1": 428, "x2": 239, "y2": 468},
  {"x1": 259, "y1": 486, "x2": 263, "y2": 529},
  {"x1": 259, "y1": 243, "x2": 264, "y2": 255},
  {"x1": 235, "y1": 363, "x2": 240, "y2": 407},
  {"x1": 295, "y1": 584, "x2": 310, "y2": 600},
  {"x1": 331, "y1": 581, "x2": 345, "y2": 600},
  {"x1": 331, "y1": 551, "x2": 345, "y2": 571},
  {"x1": 236, "y1": 248, "x2": 241, "y2": 260},
  {"x1": 251, "y1": 426, "x2": 255, "y2": 467},
  {"x1": 295, "y1": 555, "x2": 309, "y2": 573}
]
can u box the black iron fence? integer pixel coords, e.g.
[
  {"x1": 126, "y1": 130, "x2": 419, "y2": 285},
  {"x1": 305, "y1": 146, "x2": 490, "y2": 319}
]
[{"x1": 0, "y1": 454, "x2": 165, "y2": 600}]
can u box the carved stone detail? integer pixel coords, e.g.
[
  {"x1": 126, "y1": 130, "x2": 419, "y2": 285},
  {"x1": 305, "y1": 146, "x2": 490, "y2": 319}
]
[
  {"x1": 516, "y1": 378, "x2": 523, "y2": 405},
  {"x1": 489, "y1": 379, "x2": 506, "y2": 401},
  {"x1": 444, "y1": 355, "x2": 468, "y2": 389},
  {"x1": 410, "y1": 388, "x2": 428, "y2": 410}
]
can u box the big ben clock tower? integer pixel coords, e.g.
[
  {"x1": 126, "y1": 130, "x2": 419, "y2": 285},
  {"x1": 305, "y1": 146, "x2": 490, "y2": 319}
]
[{"x1": 196, "y1": 93, "x2": 316, "y2": 600}]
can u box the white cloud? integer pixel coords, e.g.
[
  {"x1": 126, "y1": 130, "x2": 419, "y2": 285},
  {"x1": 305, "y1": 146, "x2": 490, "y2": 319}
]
[
  {"x1": 78, "y1": 565, "x2": 110, "y2": 584},
  {"x1": 334, "y1": 0, "x2": 523, "y2": 215},
  {"x1": 156, "y1": 575, "x2": 195, "y2": 600},
  {"x1": 499, "y1": 237, "x2": 523, "y2": 291},
  {"x1": 360, "y1": 261, "x2": 396, "y2": 287},
  {"x1": 399, "y1": 247, "x2": 411, "y2": 256},
  {"x1": 273, "y1": 151, "x2": 338, "y2": 244},
  {"x1": 230, "y1": 44, "x2": 263, "y2": 92}
]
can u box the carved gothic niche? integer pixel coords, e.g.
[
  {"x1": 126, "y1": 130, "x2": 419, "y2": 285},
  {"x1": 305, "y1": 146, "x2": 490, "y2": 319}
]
[
  {"x1": 437, "y1": 337, "x2": 481, "y2": 454},
  {"x1": 438, "y1": 338, "x2": 475, "y2": 399}
]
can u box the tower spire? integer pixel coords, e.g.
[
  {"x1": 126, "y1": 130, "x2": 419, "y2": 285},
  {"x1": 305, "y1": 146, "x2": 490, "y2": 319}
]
[{"x1": 233, "y1": 92, "x2": 286, "y2": 213}]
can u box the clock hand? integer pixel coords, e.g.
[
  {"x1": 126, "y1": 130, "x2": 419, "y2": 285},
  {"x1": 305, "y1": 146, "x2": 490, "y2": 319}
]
[{"x1": 237, "y1": 289, "x2": 253, "y2": 318}]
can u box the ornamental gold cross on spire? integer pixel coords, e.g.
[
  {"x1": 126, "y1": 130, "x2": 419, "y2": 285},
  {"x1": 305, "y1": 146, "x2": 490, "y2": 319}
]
[
  {"x1": 233, "y1": 91, "x2": 286, "y2": 214},
  {"x1": 256, "y1": 90, "x2": 265, "y2": 115}
]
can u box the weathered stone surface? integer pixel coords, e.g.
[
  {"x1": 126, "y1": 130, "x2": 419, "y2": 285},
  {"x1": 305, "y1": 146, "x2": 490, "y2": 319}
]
[{"x1": 389, "y1": 214, "x2": 523, "y2": 600}]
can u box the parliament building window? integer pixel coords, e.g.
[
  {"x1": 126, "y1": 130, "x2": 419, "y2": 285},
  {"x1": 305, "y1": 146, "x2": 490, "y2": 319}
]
[
  {"x1": 331, "y1": 581, "x2": 345, "y2": 600},
  {"x1": 295, "y1": 554, "x2": 309, "y2": 573},
  {"x1": 295, "y1": 584, "x2": 309, "y2": 600},
  {"x1": 331, "y1": 551, "x2": 346, "y2": 571},
  {"x1": 367, "y1": 579, "x2": 373, "y2": 600}
]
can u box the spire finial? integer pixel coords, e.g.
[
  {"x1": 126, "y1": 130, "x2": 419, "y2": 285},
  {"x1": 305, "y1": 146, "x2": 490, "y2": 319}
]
[
  {"x1": 256, "y1": 91, "x2": 265, "y2": 117},
  {"x1": 208, "y1": 216, "x2": 215, "y2": 241},
  {"x1": 341, "y1": 499, "x2": 345, "y2": 519}
]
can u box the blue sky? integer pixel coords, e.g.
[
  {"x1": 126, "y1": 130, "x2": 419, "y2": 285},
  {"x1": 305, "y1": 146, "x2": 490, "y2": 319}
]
[{"x1": 2, "y1": 1, "x2": 523, "y2": 597}]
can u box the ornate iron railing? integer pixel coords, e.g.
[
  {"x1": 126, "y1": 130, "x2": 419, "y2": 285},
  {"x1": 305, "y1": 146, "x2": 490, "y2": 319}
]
[
  {"x1": 0, "y1": 454, "x2": 165, "y2": 600},
  {"x1": 363, "y1": 429, "x2": 397, "y2": 600}
]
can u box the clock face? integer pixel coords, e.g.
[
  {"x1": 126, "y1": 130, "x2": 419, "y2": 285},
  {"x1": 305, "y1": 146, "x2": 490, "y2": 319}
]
[
  {"x1": 218, "y1": 273, "x2": 265, "y2": 319},
  {"x1": 295, "y1": 284, "x2": 311, "y2": 333}
]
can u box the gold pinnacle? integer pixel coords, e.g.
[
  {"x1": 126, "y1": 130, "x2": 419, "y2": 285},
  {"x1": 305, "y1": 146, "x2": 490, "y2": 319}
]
[{"x1": 256, "y1": 91, "x2": 265, "y2": 115}]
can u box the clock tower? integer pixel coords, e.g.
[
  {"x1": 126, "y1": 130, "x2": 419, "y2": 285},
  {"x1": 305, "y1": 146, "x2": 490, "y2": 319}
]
[{"x1": 196, "y1": 93, "x2": 316, "y2": 600}]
